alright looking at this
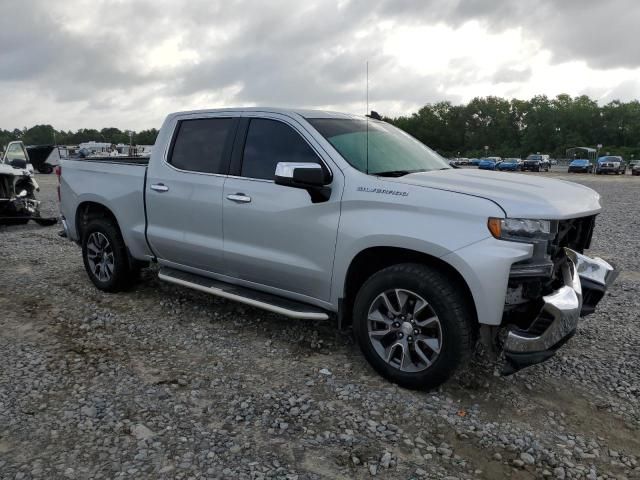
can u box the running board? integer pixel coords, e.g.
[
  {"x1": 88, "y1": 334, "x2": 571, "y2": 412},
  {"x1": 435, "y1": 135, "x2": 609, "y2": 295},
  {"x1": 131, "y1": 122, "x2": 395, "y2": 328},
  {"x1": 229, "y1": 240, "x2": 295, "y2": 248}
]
[{"x1": 158, "y1": 267, "x2": 329, "y2": 320}]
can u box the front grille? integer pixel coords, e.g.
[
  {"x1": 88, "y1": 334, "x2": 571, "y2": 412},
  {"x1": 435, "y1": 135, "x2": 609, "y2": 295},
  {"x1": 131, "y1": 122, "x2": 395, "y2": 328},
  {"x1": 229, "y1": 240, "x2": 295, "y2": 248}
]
[
  {"x1": 543, "y1": 215, "x2": 596, "y2": 291},
  {"x1": 550, "y1": 215, "x2": 596, "y2": 256}
]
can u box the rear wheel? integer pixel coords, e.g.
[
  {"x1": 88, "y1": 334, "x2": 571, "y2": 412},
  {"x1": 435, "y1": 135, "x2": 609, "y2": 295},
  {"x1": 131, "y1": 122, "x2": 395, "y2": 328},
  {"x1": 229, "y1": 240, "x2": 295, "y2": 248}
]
[
  {"x1": 82, "y1": 218, "x2": 134, "y2": 292},
  {"x1": 353, "y1": 263, "x2": 476, "y2": 390}
]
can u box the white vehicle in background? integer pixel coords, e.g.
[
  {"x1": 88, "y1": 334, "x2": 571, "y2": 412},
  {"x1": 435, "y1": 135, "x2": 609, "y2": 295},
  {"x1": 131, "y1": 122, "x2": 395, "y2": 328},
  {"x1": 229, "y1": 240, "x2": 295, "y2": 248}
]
[
  {"x1": 2, "y1": 141, "x2": 35, "y2": 174},
  {"x1": 1, "y1": 140, "x2": 56, "y2": 225}
]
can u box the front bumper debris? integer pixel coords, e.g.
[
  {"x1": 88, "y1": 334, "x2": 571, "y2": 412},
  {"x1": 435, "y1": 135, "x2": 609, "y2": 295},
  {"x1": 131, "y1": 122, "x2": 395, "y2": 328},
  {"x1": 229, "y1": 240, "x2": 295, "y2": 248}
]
[
  {"x1": 502, "y1": 248, "x2": 617, "y2": 374},
  {"x1": 566, "y1": 249, "x2": 619, "y2": 316}
]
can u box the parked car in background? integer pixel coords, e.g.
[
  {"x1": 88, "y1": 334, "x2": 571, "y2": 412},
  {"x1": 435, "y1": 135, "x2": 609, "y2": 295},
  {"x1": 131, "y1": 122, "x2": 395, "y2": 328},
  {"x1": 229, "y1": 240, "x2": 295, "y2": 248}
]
[
  {"x1": 58, "y1": 106, "x2": 618, "y2": 389},
  {"x1": 497, "y1": 158, "x2": 521, "y2": 171},
  {"x1": 478, "y1": 158, "x2": 498, "y2": 170},
  {"x1": 596, "y1": 156, "x2": 625, "y2": 175},
  {"x1": 522, "y1": 154, "x2": 550, "y2": 172},
  {"x1": 568, "y1": 159, "x2": 593, "y2": 173},
  {"x1": 632, "y1": 162, "x2": 640, "y2": 176},
  {"x1": 469, "y1": 158, "x2": 480, "y2": 166}
]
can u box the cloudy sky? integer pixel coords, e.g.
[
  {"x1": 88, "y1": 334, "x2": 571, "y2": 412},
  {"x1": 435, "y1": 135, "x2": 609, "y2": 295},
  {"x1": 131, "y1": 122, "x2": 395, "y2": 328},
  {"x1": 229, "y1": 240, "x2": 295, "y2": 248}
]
[{"x1": 2, "y1": 0, "x2": 640, "y2": 130}]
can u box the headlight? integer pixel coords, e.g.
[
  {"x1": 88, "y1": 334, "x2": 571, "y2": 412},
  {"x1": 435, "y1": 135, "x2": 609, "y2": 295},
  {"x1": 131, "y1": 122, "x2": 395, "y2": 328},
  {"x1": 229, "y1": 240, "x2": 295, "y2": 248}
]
[{"x1": 487, "y1": 217, "x2": 554, "y2": 242}]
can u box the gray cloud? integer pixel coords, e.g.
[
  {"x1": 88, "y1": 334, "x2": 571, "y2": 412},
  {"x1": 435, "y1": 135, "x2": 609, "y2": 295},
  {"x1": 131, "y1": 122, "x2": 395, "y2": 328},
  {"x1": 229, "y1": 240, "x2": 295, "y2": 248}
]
[
  {"x1": 492, "y1": 67, "x2": 532, "y2": 84},
  {"x1": 0, "y1": 0, "x2": 639, "y2": 129}
]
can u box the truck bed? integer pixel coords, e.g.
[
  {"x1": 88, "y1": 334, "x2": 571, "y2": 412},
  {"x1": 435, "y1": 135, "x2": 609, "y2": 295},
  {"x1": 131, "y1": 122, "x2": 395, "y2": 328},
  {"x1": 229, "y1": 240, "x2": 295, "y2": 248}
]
[{"x1": 59, "y1": 157, "x2": 151, "y2": 259}]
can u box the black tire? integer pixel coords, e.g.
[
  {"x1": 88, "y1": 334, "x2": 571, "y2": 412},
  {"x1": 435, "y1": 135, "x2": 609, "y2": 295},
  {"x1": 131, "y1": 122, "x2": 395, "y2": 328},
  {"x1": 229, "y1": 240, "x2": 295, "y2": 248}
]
[
  {"x1": 81, "y1": 218, "x2": 133, "y2": 292},
  {"x1": 38, "y1": 164, "x2": 54, "y2": 174},
  {"x1": 352, "y1": 263, "x2": 476, "y2": 390}
]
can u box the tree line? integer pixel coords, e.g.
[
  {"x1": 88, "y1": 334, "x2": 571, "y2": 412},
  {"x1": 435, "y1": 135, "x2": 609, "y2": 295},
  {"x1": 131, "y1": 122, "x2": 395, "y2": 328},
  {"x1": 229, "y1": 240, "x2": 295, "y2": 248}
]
[
  {"x1": 387, "y1": 94, "x2": 640, "y2": 159},
  {"x1": 3, "y1": 94, "x2": 640, "y2": 160},
  {"x1": 0, "y1": 124, "x2": 159, "y2": 149}
]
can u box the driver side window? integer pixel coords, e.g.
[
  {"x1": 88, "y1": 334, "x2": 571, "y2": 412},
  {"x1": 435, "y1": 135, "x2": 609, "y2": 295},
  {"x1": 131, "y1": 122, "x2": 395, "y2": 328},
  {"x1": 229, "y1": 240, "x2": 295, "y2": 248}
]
[{"x1": 241, "y1": 119, "x2": 321, "y2": 180}]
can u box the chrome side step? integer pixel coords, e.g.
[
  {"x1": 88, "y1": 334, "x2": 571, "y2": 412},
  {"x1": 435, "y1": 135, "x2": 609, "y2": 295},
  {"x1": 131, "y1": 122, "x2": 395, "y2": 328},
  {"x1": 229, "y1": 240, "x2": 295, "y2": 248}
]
[{"x1": 158, "y1": 267, "x2": 329, "y2": 320}]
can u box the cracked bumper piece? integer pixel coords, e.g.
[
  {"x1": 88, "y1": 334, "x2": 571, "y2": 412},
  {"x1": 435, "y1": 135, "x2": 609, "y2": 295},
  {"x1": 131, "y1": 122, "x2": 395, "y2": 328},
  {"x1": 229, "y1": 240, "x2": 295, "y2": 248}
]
[
  {"x1": 502, "y1": 248, "x2": 618, "y2": 375},
  {"x1": 566, "y1": 249, "x2": 619, "y2": 317}
]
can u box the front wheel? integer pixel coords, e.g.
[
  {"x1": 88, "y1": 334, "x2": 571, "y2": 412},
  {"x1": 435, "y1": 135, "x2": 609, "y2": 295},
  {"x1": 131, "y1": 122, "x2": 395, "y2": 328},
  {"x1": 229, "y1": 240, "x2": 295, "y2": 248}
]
[{"x1": 353, "y1": 263, "x2": 476, "y2": 390}]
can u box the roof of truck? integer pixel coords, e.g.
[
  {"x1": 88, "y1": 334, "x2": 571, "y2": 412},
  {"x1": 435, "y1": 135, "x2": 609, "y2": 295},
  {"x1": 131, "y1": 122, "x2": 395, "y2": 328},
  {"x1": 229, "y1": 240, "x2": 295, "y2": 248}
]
[{"x1": 167, "y1": 107, "x2": 364, "y2": 120}]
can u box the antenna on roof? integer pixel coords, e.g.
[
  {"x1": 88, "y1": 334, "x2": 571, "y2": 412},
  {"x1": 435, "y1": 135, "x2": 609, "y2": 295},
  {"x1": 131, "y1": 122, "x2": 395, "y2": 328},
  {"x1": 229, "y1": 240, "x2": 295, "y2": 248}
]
[{"x1": 366, "y1": 61, "x2": 369, "y2": 175}]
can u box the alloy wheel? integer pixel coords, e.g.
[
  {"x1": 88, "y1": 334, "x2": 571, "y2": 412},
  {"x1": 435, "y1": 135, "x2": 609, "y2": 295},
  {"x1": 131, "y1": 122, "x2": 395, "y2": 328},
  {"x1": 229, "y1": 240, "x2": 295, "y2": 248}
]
[
  {"x1": 367, "y1": 289, "x2": 443, "y2": 372},
  {"x1": 86, "y1": 232, "x2": 115, "y2": 282}
]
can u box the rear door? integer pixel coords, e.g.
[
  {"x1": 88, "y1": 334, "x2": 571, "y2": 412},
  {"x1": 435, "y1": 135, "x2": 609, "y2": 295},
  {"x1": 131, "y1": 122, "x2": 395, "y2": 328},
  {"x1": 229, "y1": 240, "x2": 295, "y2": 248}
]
[
  {"x1": 145, "y1": 114, "x2": 238, "y2": 273},
  {"x1": 222, "y1": 114, "x2": 343, "y2": 302}
]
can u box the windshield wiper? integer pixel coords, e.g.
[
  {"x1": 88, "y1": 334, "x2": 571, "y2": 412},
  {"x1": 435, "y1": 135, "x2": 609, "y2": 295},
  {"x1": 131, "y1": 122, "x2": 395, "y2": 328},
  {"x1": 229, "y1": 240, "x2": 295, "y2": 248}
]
[{"x1": 374, "y1": 169, "x2": 426, "y2": 177}]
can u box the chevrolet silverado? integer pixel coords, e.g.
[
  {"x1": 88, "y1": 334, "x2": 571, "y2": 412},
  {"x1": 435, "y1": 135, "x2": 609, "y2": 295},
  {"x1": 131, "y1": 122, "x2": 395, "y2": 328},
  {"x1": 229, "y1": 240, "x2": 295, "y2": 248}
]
[{"x1": 59, "y1": 108, "x2": 618, "y2": 389}]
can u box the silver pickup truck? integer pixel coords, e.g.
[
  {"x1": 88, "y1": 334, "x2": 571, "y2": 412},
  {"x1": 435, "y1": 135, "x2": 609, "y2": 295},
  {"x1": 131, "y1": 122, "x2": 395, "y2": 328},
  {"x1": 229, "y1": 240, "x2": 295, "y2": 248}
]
[{"x1": 59, "y1": 108, "x2": 617, "y2": 389}]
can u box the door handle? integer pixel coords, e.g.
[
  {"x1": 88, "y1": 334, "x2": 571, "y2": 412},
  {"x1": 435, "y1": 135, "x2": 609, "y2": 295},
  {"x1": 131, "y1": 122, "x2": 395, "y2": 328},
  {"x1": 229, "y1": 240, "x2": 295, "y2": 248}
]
[
  {"x1": 150, "y1": 183, "x2": 169, "y2": 192},
  {"x1": 226, "y1": 193, "x2": 251, "y2": 203}
]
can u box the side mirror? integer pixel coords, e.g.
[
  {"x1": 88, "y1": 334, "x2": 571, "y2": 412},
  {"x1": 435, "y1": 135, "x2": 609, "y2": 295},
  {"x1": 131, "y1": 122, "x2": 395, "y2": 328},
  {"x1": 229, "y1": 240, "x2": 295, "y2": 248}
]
[
  {"x1": 274, "y1": 162, "x2": 331, "y2": 202},
  {"x1": 10, "y1": 158, "x2": 27, "y2": 169}
]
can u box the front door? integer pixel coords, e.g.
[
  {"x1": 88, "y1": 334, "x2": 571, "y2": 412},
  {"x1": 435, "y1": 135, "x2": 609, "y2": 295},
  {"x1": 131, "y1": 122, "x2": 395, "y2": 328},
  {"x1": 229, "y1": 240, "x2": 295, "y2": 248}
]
[
  {"x1": 146, "y1": 115, "x2": 238, "y2": 273},
  {"x1": 222, "y1": 115, "x2": 342, "y2": 302}
]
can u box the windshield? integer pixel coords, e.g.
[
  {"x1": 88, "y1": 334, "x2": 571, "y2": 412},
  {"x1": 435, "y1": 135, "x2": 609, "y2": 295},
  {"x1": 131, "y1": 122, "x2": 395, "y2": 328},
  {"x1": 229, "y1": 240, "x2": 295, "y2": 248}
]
[
  {"x1": 572, "y1": 160, "x2": 589, "y2": 164},
  {"x1": 307, "y1": 118, "x2": 450, "y2": 175},
  {"x1": 504, "y1": 159, "x2": 518, "y2": 163}
]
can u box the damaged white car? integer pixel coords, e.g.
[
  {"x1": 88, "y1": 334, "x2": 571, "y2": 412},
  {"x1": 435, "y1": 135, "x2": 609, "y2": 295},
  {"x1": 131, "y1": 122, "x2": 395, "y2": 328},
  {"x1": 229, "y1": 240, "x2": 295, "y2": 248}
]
[{"x1": 0, "y1": 141, "x2": 56, "y2": 226}]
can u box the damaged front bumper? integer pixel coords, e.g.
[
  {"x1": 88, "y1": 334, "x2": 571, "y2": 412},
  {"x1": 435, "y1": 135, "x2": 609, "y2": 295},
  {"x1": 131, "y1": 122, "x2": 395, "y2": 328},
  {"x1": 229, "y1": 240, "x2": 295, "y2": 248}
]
[{"x1": 502, "y1": 248, "x2": 618, "y2": 374}]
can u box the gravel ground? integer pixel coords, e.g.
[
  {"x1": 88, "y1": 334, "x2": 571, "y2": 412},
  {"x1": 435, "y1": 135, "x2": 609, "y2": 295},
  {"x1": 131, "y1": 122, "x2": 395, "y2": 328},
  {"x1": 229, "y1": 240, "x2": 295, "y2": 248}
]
[{"x1": 1, "y1": 170, "x2": 639, "y2": 479}]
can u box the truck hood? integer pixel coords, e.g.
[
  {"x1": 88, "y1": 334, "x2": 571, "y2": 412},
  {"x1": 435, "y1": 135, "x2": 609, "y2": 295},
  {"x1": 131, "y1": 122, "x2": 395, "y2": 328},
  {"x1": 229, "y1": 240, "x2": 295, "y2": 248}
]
[{"x1": 391, "y1": 169, "x2": 601, "y2": 219}]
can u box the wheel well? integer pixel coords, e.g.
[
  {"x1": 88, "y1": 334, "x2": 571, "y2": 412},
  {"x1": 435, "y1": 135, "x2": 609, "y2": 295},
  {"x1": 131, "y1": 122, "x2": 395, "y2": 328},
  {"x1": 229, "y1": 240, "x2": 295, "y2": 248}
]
[
  {"x1": 340, "y1": 247, "x2": 478, "y2": 329},
  {"x1": 75, "y1": 201, "x2": 120, "y2": 241}
]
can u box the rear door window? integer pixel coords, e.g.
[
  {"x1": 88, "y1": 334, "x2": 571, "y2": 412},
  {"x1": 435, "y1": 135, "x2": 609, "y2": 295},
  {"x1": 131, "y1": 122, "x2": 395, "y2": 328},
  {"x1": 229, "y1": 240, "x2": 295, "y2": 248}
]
[{"x1": 169, "y1": 118, "x2": 234, "y2": 174}]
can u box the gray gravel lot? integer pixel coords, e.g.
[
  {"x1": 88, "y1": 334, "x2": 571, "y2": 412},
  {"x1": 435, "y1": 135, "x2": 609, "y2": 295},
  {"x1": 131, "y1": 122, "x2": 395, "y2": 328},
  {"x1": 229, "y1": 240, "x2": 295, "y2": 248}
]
[{"x1": 1, "y1": 170, "x2": 639, "y2": 479}]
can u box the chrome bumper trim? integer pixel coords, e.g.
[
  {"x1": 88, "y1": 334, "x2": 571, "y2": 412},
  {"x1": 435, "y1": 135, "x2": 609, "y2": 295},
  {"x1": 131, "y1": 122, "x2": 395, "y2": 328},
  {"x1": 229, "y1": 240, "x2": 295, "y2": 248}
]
[
  {"x1": 504, "y1": 248, "x2": 619, "y2": 355},
  {"x1": 565, "y1": 248, "x2": 619, "y2": 289},
  {"x1": 504, "y1": 259, "x2": 582, "y2": 353}
]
